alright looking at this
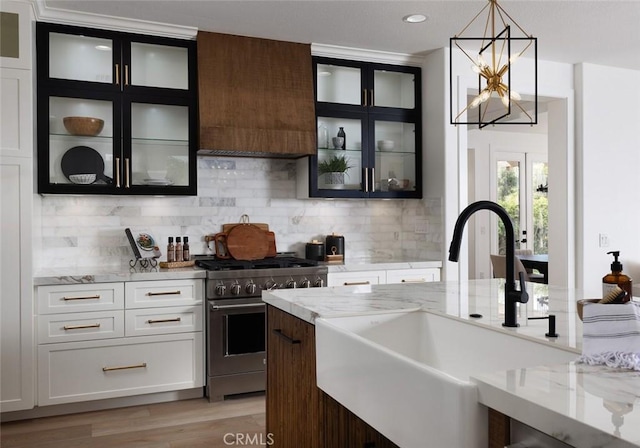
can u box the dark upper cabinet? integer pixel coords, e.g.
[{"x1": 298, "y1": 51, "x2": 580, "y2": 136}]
[
  {"x1": 36, "y1": 22, "x2": 198, "y2": 195},
  {"x1": 297, "y1": 56, "x2": 422, "y2": 199}
]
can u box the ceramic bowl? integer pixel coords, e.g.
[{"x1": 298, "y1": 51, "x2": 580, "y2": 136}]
[
  {"x1": 69, "y1": 173, "x2": 96, "y2": 185},
  {"x1": 63, "y1": 117, "x2": 105, "y2": 136},
  {"x1": 576, "y1": 298, "x2": 600, "y2": 321},
  {"x1": 146, "y1": 170, "x2": 168, "y2": 180},
  {"x1": 377, "y1": 140, "x2": 395, "y2": 151}
]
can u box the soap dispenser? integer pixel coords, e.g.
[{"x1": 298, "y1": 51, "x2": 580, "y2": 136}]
[{"x1": 602, "y1": 251, "x2": 633, "y2": 302}]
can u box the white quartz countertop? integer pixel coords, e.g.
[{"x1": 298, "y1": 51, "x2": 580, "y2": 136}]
[{"x1": 262, "y1": 279, "x2": 640, "y2": 447}]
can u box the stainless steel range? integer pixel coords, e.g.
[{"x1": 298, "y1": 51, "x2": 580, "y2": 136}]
[{"x1": 196, "y1": 256, "x2": 328, "y2": 402}]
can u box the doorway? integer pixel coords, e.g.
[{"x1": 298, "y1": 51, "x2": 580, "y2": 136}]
[{"x1": 492, "y1": 151, "x2": 548, "y2": 256}]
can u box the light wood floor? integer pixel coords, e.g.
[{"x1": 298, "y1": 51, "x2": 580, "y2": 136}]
[{"x1": 1, "y1": 394, "x2": 266, "y2": 448}]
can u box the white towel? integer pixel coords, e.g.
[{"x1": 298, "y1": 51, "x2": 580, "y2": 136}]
[{"x1": 577, "y1": 301, "x2": 640, "y2": 371}]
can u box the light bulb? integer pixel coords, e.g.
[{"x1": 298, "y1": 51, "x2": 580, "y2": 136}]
[
  {"x1": 480, "y1": 90, "x2": 490, "y2": 102},
  {"x1": 509, "y1": 52, "x2": 521, "y2": 64},
  {"x1": 510, "y1": 90, "x2": 521, "y2": 100},
  {"x1": 501, "y1": 95, "x2": 510, "y2": 107},
  {"x1": 470, "y1": 96, "x2": 482, "y2": 108},
  {"x1": 471, "y1": 64, "x2": 481, "y2": 74},
  {"x1": 477, "y1": 54, "x2": 487, "y2": 68}
]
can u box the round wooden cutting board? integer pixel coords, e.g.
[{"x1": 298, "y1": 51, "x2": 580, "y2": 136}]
[{"x1": 225, "y1": 224, "x2": 270, "y2": 260}]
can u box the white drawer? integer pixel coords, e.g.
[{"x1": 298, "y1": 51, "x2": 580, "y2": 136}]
[
  {"x1": 37, "y1": 283, "x2": 125, "y2": 314},
  {"x1": 385, "y1": 268, "x2": 441, "y2": 284},
  {"x1": 327, "y1": 270, "x2": 386, "y2": 287},
  {"x1": 37, "y1": 311, "x2": 125, "y2": 344},
  {"x1": 125, "y1": 279, "x2": 203, "y2": 309},
  {"x1": 125, "y1": 306, "x2": 202, "y2": 337},
  {"x1": 37, "y1": 333, "x2": 204, "y2": 406}
]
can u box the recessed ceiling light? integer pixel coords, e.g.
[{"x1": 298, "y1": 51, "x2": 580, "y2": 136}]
[{"x1": 403, "y1": 14, "x2": 427, "y2": 24}]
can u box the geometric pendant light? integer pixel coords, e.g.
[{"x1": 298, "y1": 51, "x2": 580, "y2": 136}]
[{"x1": 450, "y1": 0, "x2": 537, "y2": 128}]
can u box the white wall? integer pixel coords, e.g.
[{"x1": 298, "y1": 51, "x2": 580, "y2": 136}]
[{"x1": 575, "y1": 63, "x2": 640, "y2": 297}]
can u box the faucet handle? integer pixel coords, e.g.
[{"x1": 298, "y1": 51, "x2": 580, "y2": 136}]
[{"x1": 517, "y1": 271, "x2": 530, "y2": 304}]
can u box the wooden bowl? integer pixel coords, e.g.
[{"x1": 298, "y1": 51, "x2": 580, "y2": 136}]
[
  {"x1": 63, "y1": 116, "x2": 105, "y2": 136},
  {"x1": 577, "y1": 299, "x2": 600, "y2": 321}
]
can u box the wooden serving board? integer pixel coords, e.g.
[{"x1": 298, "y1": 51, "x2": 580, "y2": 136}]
[
  {"x1": 222, "y1": 222, "x2": 269, "y2": 232},
  {"x1": 225, "y1": 224, "x2": 270, "y2": 260}
]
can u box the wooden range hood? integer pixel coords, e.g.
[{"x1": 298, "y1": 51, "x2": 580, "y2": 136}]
[{"x1": 197, "y1": 31, "x2": 316, "y2": 159}]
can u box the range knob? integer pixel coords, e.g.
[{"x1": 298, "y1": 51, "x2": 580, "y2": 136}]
[
  {"x1": 285, "y1": 278, "x2": 297, "y2": 289},
  {"x1": 314, "y1": 278, "x2": 325, "y2": 288},
  {"x1": 230, "y1": 281, "x2": 242, "y2": 296},
  {"x1": 215, "y1": 283, "x2": 227, "y2": 296},
  {"x1": 264, "y1": 279, "x2": 278, "y2": 290},
  {"x1": 245, "y1": 281, "x2": 257, "y2": 295},
  {"x1": 300, "y1": 278, "x2": 312, "y2": 288}
]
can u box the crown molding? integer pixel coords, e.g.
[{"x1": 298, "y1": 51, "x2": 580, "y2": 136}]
[
  {"x1": 31, "y1": 0, "x2": 197, "y2": 39},
  {"x1": 311, "y1": 43, "x2": 425, "y2": 67}
]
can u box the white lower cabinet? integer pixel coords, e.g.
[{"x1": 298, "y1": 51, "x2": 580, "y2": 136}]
[
  {"x1": 35, "y1": 279, "x2": 204, "y2": 406},
  {"x1": 327, "y1": 270, "x2": 386, "y2": 287},
  {"x1": 328, "y1": 266, "x2": 441, "y2": 286},
  {"x1": 385, "y1": 268, "x2": 441, "y2": 284},
  {"x1": 37, "y1": 333, "x2": 203, "y2": 406}
]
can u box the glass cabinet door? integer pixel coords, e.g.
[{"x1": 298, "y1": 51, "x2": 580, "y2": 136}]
[
  {"x1": 373, "y1": 69, "x2": 416, "y2": 109},
  {"x1": 47, "y1": 96, "x2": 114, "y2": 187},
  {"x1": 129, "y1": 42, "x2": 189, "y2": 90},
  {"x1": 129, "y1": 102, "x2": 190, "y2": 187},
  {"x1": 316, "y1": 63, "x2": 361, "y2": 105},
  {"x1": 373, "y1": 119, "x2": 417, "y2": 193},
  {"x1": 48, "y1": 32, "x2": 114, "y2": 84},
  {"x1": 316, "y1": 116, "x2": 362, "y2": 191}
]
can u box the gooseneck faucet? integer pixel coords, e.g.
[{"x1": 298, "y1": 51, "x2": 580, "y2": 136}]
[{"x1": 448, "y1": 200, "x2": 529, "y2": 327}]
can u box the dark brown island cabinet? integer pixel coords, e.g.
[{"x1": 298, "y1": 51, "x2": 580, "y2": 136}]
[{"x1": 266, "y1": 305, "x2": 399, "y2": 448}]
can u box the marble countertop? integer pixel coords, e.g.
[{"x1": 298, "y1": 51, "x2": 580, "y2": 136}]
[
  {"x1": 33, "y1": 265, "x2": 206, "y2": 285},
  {"x1": 262, "y1": 279, "x2": 640, "y2": 447},
  {"x1": 33, "y1": 257, "x2": 441, "y2": 286}
]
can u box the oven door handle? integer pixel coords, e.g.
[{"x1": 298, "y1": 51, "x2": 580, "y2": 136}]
[{"x1": 210, "y1": 302, "x2": 266, "y2": 311}]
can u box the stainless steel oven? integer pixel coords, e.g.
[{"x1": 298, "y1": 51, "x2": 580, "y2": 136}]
[{"x1": 198, "y1": 257, "x2": 327, "y2": 402}]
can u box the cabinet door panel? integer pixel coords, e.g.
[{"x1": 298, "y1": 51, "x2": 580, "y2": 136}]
[
  {"x1": 373, "y1": 69, "x2": 416, "y2": 109},
  {"x1": 125, "y1": 279, "x2": 202, "y2": 308},
  {"x1": 37, "y1": 310, "x2": 125, "y2": 343},
  {"x1": 48, "y1": 32, "x2": 114, "y2": 84},
  {"x1": 37, "y1": 283, "x2": 125, "y2": 314},
  {"x1": 130, "y1": 42, "x2": 189, "y2": 90},
  {"x1": 316, "y1": 63, "x2": 361, "y2": 105},
  {"x1": 327, "y1": 271, "x2": 386, "y2": 286}
]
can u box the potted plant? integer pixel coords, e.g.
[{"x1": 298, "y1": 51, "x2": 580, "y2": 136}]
[{"x1": 318, "y1": 154, "x2": 353, "y2": 187}]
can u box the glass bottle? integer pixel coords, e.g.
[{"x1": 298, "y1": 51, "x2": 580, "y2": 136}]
[
  {"x1": 337, "y1": 127, "x2": 346, "y2": 150},
  {"x1": 175, "y1": 236, "x2": 183, "y2": 262},
  {"x1": 167, "y1": 237, "x2": 175, "y2": 262},
  {"x1": 183, "y1": 236, "x2": 190, "y2": 261}
]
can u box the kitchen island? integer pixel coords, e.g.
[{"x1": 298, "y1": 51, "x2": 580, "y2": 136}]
[{"x1": 263, "y1": 279, "x2": 640, "y2": 448}]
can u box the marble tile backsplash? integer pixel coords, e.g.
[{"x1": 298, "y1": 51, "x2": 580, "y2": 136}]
[{"x1": 33, "y1": 157, "x2": 443, "y2": 272}]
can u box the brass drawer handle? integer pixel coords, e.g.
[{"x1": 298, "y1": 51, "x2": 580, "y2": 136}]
[
  {"x1": 147, "y1": 317, "x2": 181, "y2": 324},
  {"x1": 62, "y1": 294, "x2": 100, "y2": 301},
  {"x1": 125, "y1": 64, "x2": 129, "y2": 86},
  {"x1": 146, "y1": 290, "x2": 181, "y2": 296},
  {"x1": 103, "y1": 362, "x2": 147, "y2": 372},
  {"x1": 343, "y1": 281, "x2": 370, "y2": 286},
  {"x1": 63, "y1": 323, "x2": 101, "y2": 330},
  {"x1": 115, "y1": 63, "x2": 119, "y2": 85},
  {"x1": 401, "y1": 278, "x2": 426, "y2": 283}
]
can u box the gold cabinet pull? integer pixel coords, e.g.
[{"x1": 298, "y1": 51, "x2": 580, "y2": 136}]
[
  {"x1": 146, "y1": 290, "x2": 181, "y2": 296},
  {"x1": 343, "y1": 281, "x2": 370, "y2": 286},
  {"x1": 125, "y1": 158, "x2": 130, "y2": 188},
  {"x1": 102, "y1": 362, "x2": 147, "y2": 372},
  {"x1": 363, "y1": 168, "x2": 369, "y2": 193},
  {"x1": 371, "y1": 168, "x2": 375, "y2": 193},
  {"x1": 64, "y1": 323, "x2": 101, "y2": 330},
  {"x1": 147, "y1": 317, "x2": 181, "y2": 324},
  {"x1": 370, "y1": 89, "x2": 374, "y2": 107},
  {"x1": 62, "y1": 294, "x2": 100, "y2": 301},
  {"x1": 115, "y1": 63, "x2": 120, "y2": 85},
  {"x1": 362, "y1": 89, "x2": 368, "y2": 106},
  {"x1": 115, "y1": 157, "x2": 121, "y2": 188},
  {"x1": 125, "y1": 64, "x2": 129, "y2": 86},
  {"x1": 401, "y1": 278, "x2": 426, "y2": 283}
]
